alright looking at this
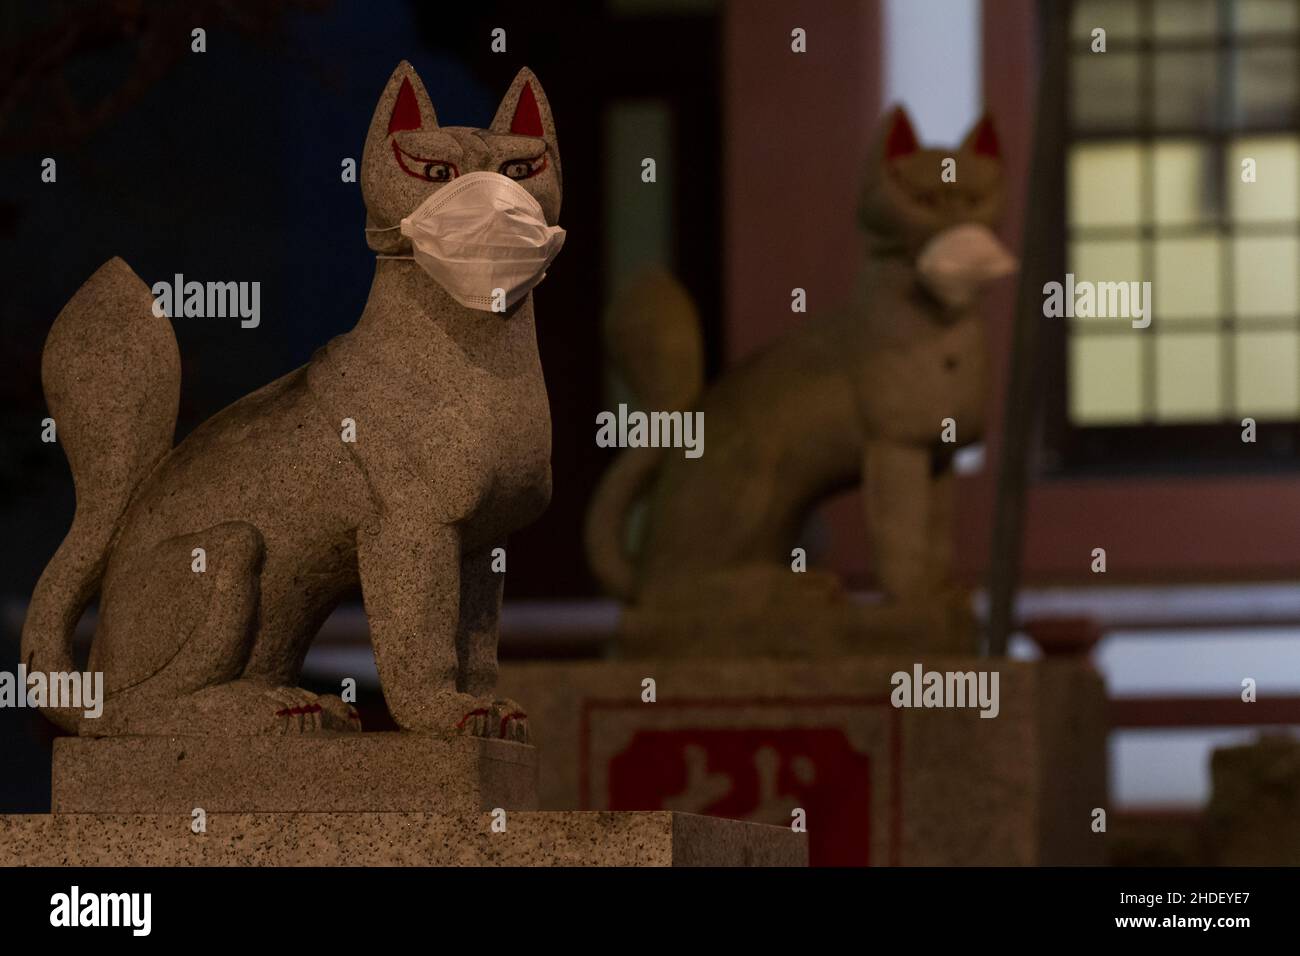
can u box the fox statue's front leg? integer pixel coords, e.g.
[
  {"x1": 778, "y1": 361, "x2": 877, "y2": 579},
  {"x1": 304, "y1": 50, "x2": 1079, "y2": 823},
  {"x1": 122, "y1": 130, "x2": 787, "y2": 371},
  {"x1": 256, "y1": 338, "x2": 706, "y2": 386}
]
[
  {"x1": 356, "y1": 515, "x2": 527, "y2": 742},
  {"x1": 863, "y1": 439, "x2": 932, "y2": 601},
  {"x1": 862, "y1": 438, "x2": 979, "y2": 650},
  {"x1": 456, "y1": 541, "x2": 508, "y2": 699}
]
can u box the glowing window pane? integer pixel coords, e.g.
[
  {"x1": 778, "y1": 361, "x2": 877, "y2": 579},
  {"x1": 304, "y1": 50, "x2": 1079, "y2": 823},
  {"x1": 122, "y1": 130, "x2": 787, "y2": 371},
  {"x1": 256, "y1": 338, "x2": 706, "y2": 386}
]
[
  {"x1": 1227, "y1": 136, "x2": 1300, "y2": 224},
  {"x1": 1154, "y1": 236, "x2": 1221, "y2": 321},
  {"x1": 1153, "y1": 141, "x2": 1214, "y2": 226},
  {"x1": 1154, "y1": 332, "x2": 1222, "y2": 421},
  {"x1": 1071, "y1": 335, "x2": 1144, "y2": 423},
  {"x1": 1233, "y1": 237, "x2": 1300, "y2": 319},
  {"x1": 1235, "y1": 331, "x2": 1300, "y2": 418},
  {"x1": 1070, "y1": 142, "x2": 1143, "y2": 227},
  {"x1": 1070, "y1": 240, "x2": 1145, "y2": 324}
]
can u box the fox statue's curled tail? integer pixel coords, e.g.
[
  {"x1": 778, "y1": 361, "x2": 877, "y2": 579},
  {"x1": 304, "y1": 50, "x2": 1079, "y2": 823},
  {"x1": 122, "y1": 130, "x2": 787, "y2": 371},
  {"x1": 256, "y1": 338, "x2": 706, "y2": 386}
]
[
  {"x1": 583, "y1": 268, "x2": 702, "y2": 600},
  {"x1": 20, "y1": 257, "x2": 180, "y2": 732}
]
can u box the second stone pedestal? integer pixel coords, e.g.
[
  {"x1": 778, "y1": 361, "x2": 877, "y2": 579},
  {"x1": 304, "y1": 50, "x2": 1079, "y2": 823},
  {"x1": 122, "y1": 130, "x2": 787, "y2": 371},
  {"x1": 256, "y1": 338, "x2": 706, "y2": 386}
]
[{"x1": 497, "y1": 655, "x2": 1108, "y2": 866}]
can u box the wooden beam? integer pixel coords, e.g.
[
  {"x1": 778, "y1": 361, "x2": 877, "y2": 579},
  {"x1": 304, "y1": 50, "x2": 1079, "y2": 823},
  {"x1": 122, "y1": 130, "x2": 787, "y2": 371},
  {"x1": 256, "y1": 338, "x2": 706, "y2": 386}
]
[{"x1": 1110, "y1": 696, "x2": 1300, "y2": 728}]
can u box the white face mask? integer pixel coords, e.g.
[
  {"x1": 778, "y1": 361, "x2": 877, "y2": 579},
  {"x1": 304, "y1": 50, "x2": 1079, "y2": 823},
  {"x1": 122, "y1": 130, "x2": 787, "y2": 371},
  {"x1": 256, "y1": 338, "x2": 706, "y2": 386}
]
[
  {"x1": 367, "y1": 170, "x2": 566, "y2": 312},
  {"x1": 915, "y1": 222, "x2": 1018, "y2": 310}
]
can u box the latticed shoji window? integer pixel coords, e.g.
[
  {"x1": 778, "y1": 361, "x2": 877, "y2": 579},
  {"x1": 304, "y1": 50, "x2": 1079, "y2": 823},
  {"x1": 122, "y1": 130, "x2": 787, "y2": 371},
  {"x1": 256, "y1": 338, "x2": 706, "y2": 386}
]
[{"x1": 1066, "y1": 0, "x2": 1300, "y2": 430}]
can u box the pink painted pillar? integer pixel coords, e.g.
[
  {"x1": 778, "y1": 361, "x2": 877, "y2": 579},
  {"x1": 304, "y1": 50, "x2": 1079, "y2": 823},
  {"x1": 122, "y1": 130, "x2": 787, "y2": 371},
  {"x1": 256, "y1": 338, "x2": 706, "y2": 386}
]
[
  {"x1": 723, "y1": 0, "x2": 882, "y2": 361},
  {"x1": 723, "y1": 0, "x2": 882, "y2": 582}
]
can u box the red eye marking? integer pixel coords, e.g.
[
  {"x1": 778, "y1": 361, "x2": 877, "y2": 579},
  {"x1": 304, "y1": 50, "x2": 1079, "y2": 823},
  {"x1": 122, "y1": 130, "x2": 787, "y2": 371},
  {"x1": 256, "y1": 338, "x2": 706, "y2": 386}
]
[
  {"x1": 500, "y1": 152, "x2": 548, "y2": 180},
  {"x1": 391, "y1": 142, "x2": 459, "y2": 181}
]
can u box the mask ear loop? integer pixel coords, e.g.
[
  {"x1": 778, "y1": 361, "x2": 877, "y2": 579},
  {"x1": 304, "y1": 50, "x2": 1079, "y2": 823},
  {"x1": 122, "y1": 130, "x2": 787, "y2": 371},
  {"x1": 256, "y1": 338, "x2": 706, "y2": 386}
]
[{"x1": 365, "y1": 223, "x2": 414, "y2": 260}]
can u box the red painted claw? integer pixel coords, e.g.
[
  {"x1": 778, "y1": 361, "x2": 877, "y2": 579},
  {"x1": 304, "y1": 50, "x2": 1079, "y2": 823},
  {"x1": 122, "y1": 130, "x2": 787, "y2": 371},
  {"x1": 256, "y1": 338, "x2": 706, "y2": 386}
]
[
  {"x1": 456, "y1": 707, "x2": 491, "y2": 731},
  {"x1": 498, "y1": 711, "x2": 527, "y2": 739},
  {"x1": 274, "y1": 703, "x2": 323, "y2": 717}
]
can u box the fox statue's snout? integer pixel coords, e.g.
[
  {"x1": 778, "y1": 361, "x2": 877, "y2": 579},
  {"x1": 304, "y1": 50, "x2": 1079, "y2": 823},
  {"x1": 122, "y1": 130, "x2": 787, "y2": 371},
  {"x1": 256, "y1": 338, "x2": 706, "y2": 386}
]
[{"x1": 916, "y1": 222, "x2": 1018, "y2": 311}]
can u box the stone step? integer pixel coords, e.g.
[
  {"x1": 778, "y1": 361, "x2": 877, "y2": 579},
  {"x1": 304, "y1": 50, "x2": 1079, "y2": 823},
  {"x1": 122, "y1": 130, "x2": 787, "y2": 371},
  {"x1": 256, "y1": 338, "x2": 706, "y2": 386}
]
[{"x1": 0, "y1": 811, "x2": 805, "y2": 867}]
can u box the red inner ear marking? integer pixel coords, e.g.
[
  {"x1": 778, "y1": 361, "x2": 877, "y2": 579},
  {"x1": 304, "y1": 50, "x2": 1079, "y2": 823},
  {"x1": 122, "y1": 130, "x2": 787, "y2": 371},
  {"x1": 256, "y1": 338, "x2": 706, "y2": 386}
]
[
  {"x1": 885, "y1": 109, "x2": 919, "y2": 161},
  {"x1": 389, "y1": 76, "x2": 423, "y2": 134},
  {"x1": 970, "y1": 118, "x2": 1000, "y2": 158},
  {"x1": 510, "y1": 82, "x2": 544, "y2": 137}
]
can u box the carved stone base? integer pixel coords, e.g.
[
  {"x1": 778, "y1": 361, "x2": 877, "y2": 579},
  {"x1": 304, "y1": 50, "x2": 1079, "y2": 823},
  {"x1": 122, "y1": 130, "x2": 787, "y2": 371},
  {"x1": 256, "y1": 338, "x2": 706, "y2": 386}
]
[
  {"x1": 0, "y1": 811, "x2": 806, "y2": 867},
  {"x1": 52, "y1": 733, "x2": 538, "y2": 814}
]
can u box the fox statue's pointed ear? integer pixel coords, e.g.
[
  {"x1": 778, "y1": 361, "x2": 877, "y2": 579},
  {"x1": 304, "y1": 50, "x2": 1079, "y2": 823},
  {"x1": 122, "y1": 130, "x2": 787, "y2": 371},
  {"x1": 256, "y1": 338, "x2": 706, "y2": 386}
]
[
  {"x1": 877, "y1": 106, "x2": 920, "y2": 163},
  {"x1": 366, "y1": 61, "x2": 439, "y2": 147},
  {"x1": 961, "y1": 113, "x2": 1000, "y2": 158},
  {"x1": 491, "y1": 68, "x2": 560, "y2": 176}
]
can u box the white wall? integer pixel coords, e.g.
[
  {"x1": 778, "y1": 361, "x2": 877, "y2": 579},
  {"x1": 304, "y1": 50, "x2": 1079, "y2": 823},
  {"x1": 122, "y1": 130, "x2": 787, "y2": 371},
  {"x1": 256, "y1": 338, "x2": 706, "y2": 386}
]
[{"x1": 882, "y1": 0, "x2": 983, "y2": 146}]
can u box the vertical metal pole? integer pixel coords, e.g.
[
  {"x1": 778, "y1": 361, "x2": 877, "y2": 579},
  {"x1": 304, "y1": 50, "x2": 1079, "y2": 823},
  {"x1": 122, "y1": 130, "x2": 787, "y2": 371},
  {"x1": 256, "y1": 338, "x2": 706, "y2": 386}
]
[{"x1": 986, "y1": 0, "x2": 1068, "y2": 656}]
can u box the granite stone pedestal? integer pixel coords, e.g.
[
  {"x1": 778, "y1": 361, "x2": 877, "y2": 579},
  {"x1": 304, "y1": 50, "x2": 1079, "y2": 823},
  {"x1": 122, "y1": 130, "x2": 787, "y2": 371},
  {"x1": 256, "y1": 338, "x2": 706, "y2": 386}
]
[
  {"x1": 0, "y1": 810, "x2": 804, "y2": 866},
  {"x1": 0, "y1": 733, "x2": 805, "y2": 867}
]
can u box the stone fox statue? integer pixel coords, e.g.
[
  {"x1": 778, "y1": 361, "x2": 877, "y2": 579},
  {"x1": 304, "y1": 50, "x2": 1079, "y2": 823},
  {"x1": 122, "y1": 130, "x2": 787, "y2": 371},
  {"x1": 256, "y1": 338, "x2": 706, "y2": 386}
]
[
  {"x1": 586, "y1": 107, "x2": 1015, "y2": 648},
  {"x1": 22, "y1": 62, "x2": 564, "y2": 738}
]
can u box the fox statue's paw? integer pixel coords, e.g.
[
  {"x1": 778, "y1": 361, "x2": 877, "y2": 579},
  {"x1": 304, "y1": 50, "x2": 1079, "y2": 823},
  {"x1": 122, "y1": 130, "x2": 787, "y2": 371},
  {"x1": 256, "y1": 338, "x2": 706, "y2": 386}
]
[
  {"x1": 244, "y1": 685, "x2": 362, "y2": 735},
  {"x1": 453, "y1": 695, "x2": 530, "y2": 744},
  {"x1": 262, "y1": 687, "x2": 362, "y2": 734},
  {"x1": 316, "y1": 693, "x2": 364, "y2": 732},
  {"x1": 390, "y1": 692, "x2": 530, "y2": 743}
]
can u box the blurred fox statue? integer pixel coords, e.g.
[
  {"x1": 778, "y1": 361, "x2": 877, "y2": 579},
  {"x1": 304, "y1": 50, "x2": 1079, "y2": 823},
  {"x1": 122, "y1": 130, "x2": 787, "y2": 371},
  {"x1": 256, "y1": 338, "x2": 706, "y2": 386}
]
[
  {"x1": 23, "y1": 62, "x2": 564, "y2": 737},
  {"x1": 586, "y1": 107, "x2": 1016, "y2": 656}
]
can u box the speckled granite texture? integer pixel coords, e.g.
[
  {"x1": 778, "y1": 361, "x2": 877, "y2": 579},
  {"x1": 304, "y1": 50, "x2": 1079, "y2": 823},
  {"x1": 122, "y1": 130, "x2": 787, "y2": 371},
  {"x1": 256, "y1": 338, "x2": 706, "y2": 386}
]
[
  {"x1": 0, "y1": 811, "x2": 806, "y2": 867},
  {"x1": 51, "y1": 733, "x2": 538, "y2": 814}
]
